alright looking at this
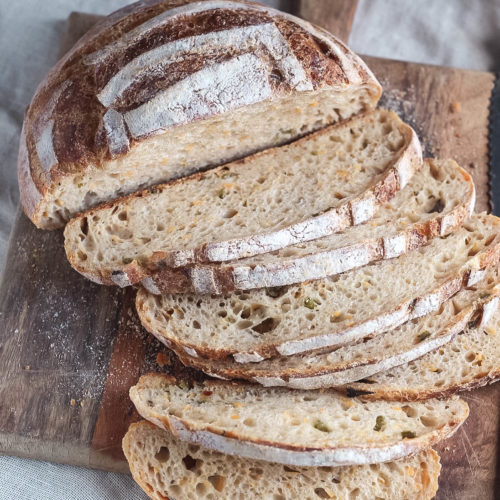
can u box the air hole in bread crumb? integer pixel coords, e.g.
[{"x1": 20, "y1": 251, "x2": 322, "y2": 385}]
[
  {"x1": 243, "y1": 417, "x2": 256, "y2": 427},
  {"x1": 80, "y1": 217, "x2": 88, "y2": 235},
  {"x1": 252, "y1": 317, "x2": 279, "y2": 334},
  {"x1": 170, "y1": 485, "x2": 182, "y2": 496},
  {"x1": 237, "y1": 320, "x2": 253, "y2": 329},
  {"x1": 303, "y1": 395, "x2": 318, "y2": 402},
  {"x1": 195, "y1": 483, "x2": 207, "y2": 494},
  {"x1": 77, "y1": 251, "x2": 87, "y2": 261},
  {"x1": 349, "y1": 487, "x2": 361, "y2": 499},
  {"x1": 314, "y1": 488, "x2": 332, "y2": 498},
  {"x1": 208, "y1": 475, "x2": 226, "y2": 492},
  {"x1": 485, "y1": 235, "x2": 496, "y2": 246},
  {"x1": 182, "y1": 455, "x2": 197, "y2": 470},
  {"x1": 154, "y1": 446, "x2": 170, "y2": 463},
  {"x1": 248, "y1": 467, "x2": 263, "y2": 478},
  {"x1": 193, "y1": 320, "x2": 201, "y2": 329},
  {"x1": 402, "y1": 405, "x2": 418, "y2": 418},
  {"x1": 224, "y1": 209, "x2": 238, "y2": 219},
  {"x1": 420, "y1": 415, "x2": 438, "y2": 427}
]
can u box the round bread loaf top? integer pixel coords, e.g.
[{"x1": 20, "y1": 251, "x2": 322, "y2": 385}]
[{"x1": 18, "y1": 0, "x2": 381, "y2": 229}]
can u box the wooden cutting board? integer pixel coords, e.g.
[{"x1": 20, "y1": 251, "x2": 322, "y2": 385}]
[{"x1": 0, "y1": 2, "x2": 497, "y2": 498}]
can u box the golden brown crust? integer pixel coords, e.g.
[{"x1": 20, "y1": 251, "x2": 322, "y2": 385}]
[{"x1": 20, "y1": 0, "x2": 381, "y2": 227}]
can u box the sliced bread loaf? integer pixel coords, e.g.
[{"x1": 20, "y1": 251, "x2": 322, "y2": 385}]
[
  {"x1": 123, "y1": 420, "x2": 441, "y2": 500},
  {"x1": 129, "y1": 373, "x2": 468, "y2": 467},
  {"x1": 171, "y1": 266, "x2": 500, "y2": 388},
  {"x1": 342, "y1": 307, "x2": 500, "y2": 402},
  {"x1": 140, "y1": 158, "x2": 475, "y2": 294},
  {"x1": 21, "y1": 0, "x2": 381, "y2": 229},
  {"x1": 64, "y1": 109, "x2": 421, "y2": 285},
  {"x1": 136, "y1": 213, "x2": 500, "y2": 362}
]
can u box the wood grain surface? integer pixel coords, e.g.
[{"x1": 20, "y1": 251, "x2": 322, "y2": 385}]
[{"x1": 0, "y1": 2, "x2": 498, "y2": 499}]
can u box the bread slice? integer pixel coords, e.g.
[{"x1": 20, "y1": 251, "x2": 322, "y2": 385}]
[
  {"x1": 123, "y1": 420, "x2": 441, "y2": 500},
  {"x1": 64, "y1": 110, "x2": 421, "y2": 285},
  {"x1": 136, "y1": 213, "x2": 500, "y2": 363},
  {"x1": 130, "y1": 373, "x2": 468, "y2": 467},
  {"x1": 21, "y1": 0, "x2": 382, "y2": 229},
  {"x1": 140, "y1": 158, "x2": 475, "y2": 294},
  {"x1": 170, "y1": 266, "x2": 500, "y2": 388},
  {"x1": 343, "y1": 307, "x2": 500, "y2": 402}
]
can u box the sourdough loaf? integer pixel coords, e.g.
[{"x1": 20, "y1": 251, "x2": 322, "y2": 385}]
[
  {"x1": 344, "y1": 307, "x2": 500, "y2": 402},
  {"x1": 170, "y1": 266, "x2": 500, "y2": 388},
  {"x1": 19, "y1": 0, "x2": 381, "y2": 229},
  {"x1": 129, "y1": 373, "x2": 468, "y2": 467},
  {"x1": 140, "y1": 158, "x2": 474, "y2": 294},
  {"x1": 136, "y1": 213, "x2": 500, "y2": 362},
  {"x1": 64, "y1": 109, "x2": 421, "y2": 286},
  {"x1": 123, "y1": 420, "x2": 442, "y2": 500}
]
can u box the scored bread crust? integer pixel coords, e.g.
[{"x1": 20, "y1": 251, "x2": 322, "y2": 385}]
[
  {"x1": 64, "y1": 109, "x2": 422, "y2": 285},
  {"x1": 19, "y1": 0, "x2": 382, "y2": 229},
  {"x1": 166, "y1": 285, "x2": 500, "y2": 389},
  {"x1": 136, "y1": 215, "x2": 500, "y2": 362},
  {"x1": 129, "y1": 373, "x2": 468, "y2": 467},
  {"x1": 140, "y1": 159, "x2": 475, "y2": 295},
  {"x1": 123, "y1": 420, "x2": 442, "y2": 500}
]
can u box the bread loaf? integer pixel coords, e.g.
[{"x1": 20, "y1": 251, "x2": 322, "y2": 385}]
[
  {"x1": 19, "y1": 0, "x2": 381, "y2": 229},
  {"x1": 64, "y1": 109, "x2": 420, "y2": 286},
  {"x1": 129, "y1": 373, "x2": 468, "y2": 467},
  {"x1": 123, "y1": 420, "x2": 442, "y2": 500}
]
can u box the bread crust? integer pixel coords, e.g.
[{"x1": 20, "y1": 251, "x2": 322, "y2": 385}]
[
  {"x1": 65, "y1": 110, "x2": 422, "y2": 284},
  {"x1": 20, "y1": 0, "x2": 381, "y2": 228},
  {"x1": 140, "y1": 163, "x2": 475, "y2": 295},
  {"x1": 129, "y1": 373, "x2": 468, "y2": 467}
]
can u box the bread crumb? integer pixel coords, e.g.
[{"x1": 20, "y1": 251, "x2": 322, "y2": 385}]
[
  {"x1": 70, "y1": 399, "x2": 76, "y2": 406},
  {"x1": 24, "y1": 365, "x2": 30, "y2": 371},
  {"x1": 450, "y1": 101, "x2": 461, "y2": 113}
]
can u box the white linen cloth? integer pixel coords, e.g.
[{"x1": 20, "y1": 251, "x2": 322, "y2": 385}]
[{"x1": 0, "y1": 0, "x2": 498, "y2": 498}]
